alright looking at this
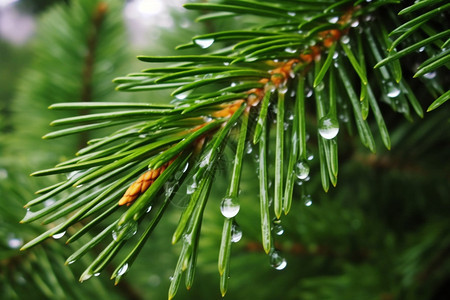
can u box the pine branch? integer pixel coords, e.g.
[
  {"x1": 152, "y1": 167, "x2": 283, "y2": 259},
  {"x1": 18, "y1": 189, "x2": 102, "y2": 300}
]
[{"x1": 20, "y1": 0, "x2": 450, "y2": 298}]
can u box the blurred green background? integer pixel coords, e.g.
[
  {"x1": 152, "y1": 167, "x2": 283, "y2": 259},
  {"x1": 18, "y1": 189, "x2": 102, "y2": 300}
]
[{"x1": 1, "y1": 0, "x2": 449, "y2": 299}]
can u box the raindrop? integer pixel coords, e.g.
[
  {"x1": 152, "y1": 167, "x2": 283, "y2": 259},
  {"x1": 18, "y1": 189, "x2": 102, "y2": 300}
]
[
  {"x1": 52, "y1": 231, "x2": 66, "y2": 239},
  {"x1": 220, "y1": 196, "x2": 240, "y2": 218},
  {"x1": 44, "y1": 199, "x2": 56, "y2": 207},
  {"x1": 418, "y1": 46, "x2": 425, "y2": 53},
  {"x1": 7, "y1": 234, "x2": 23, "y2": 249},
  {"x1": 175, "y1": 91, "x2": 191, "y2": 100},
  {"x1": 423, "y1": 71, "x2": 436, "y2": 79},
  {"x1": 341, "y1": 35, "x2": 350, "y2": 44},
  {"x1": 67, "y1": 260, "x2": 76, "y2": 265},
  {"x1": 333, "y1": 51, "x2": 339, "y2": 59},
  {"x1": 318, "y1": 116, "x2": 339, "y2": 139},
  {"x1": 112, "y1": 221, "x2": 138, "y2": 241},
  {"x1": 285, "y1": 47, "x2": 297, "y2": 54},
  {"x1": 328, "y1": 16, "x2": 339, "y2": 24},
  {"x1": 272, "y1": 219, "x2": 284, "y2": 236},
  {"x1": 245, "y1": 141, "x2": 253, "y2": 154},
  {"x1": 303, "y1": 194, "x2": 312, "y2": 206},
  {"x1": 269, "y1": 250, "x2": 287, "y2": 270},
  {"x1": 231, "y1": 221, "x2": 242, "y2": 243},
  {"x1": 278, "y1": 84, "x2": 288, "y2": 94},
  {"x1": 139, "y1": 134, "x2": 147, "y2": 138},
  {"x1": 351, "y1": 20, "x2": 359, "y2": 27},
  {"x1": 199, "y1": 150, "x2": 213, "y2": 168},
  {"x1": 315, "y1": 81, "x2": 325, "y2": 91},
  {"x1": 294, "y1": 160, "x2": 310, "y2": 180},
  {"x1": 363, "y1": 15, "x2": 374, "y2": 22},
  {"x1": 146, "y1": 206, "x2": 152, "y2": 213},
  {"x1": 386, "y1": 82, "x2": 401, "y2": 98},
  {"x1": 118, "y1": 263, "x2": 129, "y2": 276},
  {"x1": 307, "y1": 151, "x2": 314, "y2": 161},
  {"x1": 306, "y1": 88, "x2": 313, "y2": 98},
  {"x1": 194, "y1": 38, "x2": 214, "y2": 49},
  {"x1": 94, "y1": 273, "x2": 100, "y2": 277},
  {"x1": 287, "y1": 11, "x2": 296, "y2": 16}
]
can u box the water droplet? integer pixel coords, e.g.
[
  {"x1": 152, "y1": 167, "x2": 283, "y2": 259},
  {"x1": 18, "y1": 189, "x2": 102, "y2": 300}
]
[
  {"x1": 341, "y1": 35, "x2": 350, "y2": 44},
  {"x1": 287, "y1": 11, "x2": 296, "y2": 16},
  {"x1": 199, "y1": 150, "x2": 213, "y2": 168},
  {"x1": 220, "y1": 196, "x2": 240, "y2": 218},
  {"x1": 351, "y1": 20, "x2": 359, "y2": 27},
  {"x1": 315, "y1": 81, "x2": 325, "y2": 91},
  {"x1": 94, "y1": 273, "x2": 100, "y2": 277},
  {"x1": 186, "y1": 181, "x2": 197, "y2": 195},
  {"x1": 423, "y1": 71, "x2": 436, "y2": 79},
  {"x1": 118, "y1": 263, "x2": 129, "y2": 276},
  {"x1": 307, "y1": 151, "x2": 314, "y2": 161},
  {"x1": 175, "y1": 91, "x2": 191, "y2": 100},
  {"x1": 68, "y1": 260, "x2": 76, "y2": 265},
  {"x1": 231, "y1": 221, "x2": 242, "y2": 243},
  {"x1": 363, "y1": 15, "x2": 374, "y2": 22},
  {"x1": 318, "y1": 116, "x2": 339, "y2": 139},
  {"x1": 7, "y1": 234, "x2": 23, "y2": 249},
  {"x1": 386, "y1": 82, "x2": 401, "y2": 98},
  {"x1": 269, "y1": 250, "x2": 287, "y2": 270},
  {"x1": 303, "y1": 194, "x2": 312, "y2": 206},
  {"x1": 245, "y1": 141, "x2": 253, "y2": 154},
  {"x1": 112, "y1": 221, "x2": 138, "y2": 241},
  {"x1": 146, "y1": 206, "x2": 152, "y2": 213},
  {"x1": 285, "y1": 47, "x2": 297, "y2": 54},
  {"x1": 52, "y1": 231, "x2": 66, "y2": 239},
  {"x1": 418, "y1": 46, "x2": 425, "y2": 53},
  {"x1": 194, "y1": 38, "x2": 214, "y2": 49},
  {"x1": 278, "y1": 84, "x2": 288, "y2": 94},
  {"x1": 272, "y1": 219, "x2": 284, "y2": 236},
  {"x1": 305, "y1": 88, "x2": 313, "y2": 98},
  {"x1": 328, "y1": 16, "x2": 339, "y2": 24},
  {"x1": 332, "y1": 51, "x2": 339, "y2": 59},
  {"x1": 44, "y1": 198, "x2": 56, "y2": 207},
  {"x1": 139, "y1": 134, "x2": 147, "y2": 138},
  {"x1": 294, "y1": 160, "x2": 310, "y2": 180}
]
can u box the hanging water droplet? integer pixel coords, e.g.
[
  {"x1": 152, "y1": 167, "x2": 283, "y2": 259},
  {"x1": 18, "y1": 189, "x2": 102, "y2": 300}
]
[
  {"x1": 315, "y1": 81, "x2": 325, "y2": 91},
  {"x1": 220, "y1": 196, "x2": 240, "y2": 218},
  {"x1": 318, "y1": 116, "x2": 339, "y2": 139},
  {"x1": 199, "y1": 149, "x2": 213, "y2": 168},
  {"x1": 245, "y1": 141, "x2": 253, "y2": 154},
  {"x1": 328, "y1": 16, "x2": 339, "y2": 24},
  {"x1": 307, "y1": 151, "x2": 314, "y2": 161},
  {"x1": 175, "y1": 91, "x2": 191, "y2": 100},
  {"x1": 333, "y1": 51, "x2": 339, "y2": 59},
  {"x1": 269, "y1": 250, "x2": 287, "y2": 270},
  {"x1": 285, "y1": 47, "x2": 297, "y2": 54},
  {"x1": 67, "y1": 260, "x2": 76, "y2": 265},
  {"x1": 351, "y1": 20, "x2": 359, "y2": 27},
  {"x1": 118, "y1": 263, "x2": 129, "y2": 276},
  {"x1": 306, "y1": 88, "x2": 313, "y2": 98},
  {"x1": 294, "y1": 160, "x2": 310, "y2": 180},
  {"x1": 146, "y1": 206, "x2": 153, "y2": 213},
  {"x1": 272, "y1": 219, "x2": 284, "y2": 236},
  {"x1": 341, "y1": 35, "x2": 350, "y2": 44},
  {"x1": 7, "y1": 234, "x2": 23, "y2": 249},
  {"x1": 94, "y1": 273, "x2": 101, "y2": 277},
  {"x1": 112, "y1": 221, "x2": 138, "y2": 241},
  {"x1": 287, "y1": 11, "x2": 296, "y2": 16},
  {"x1": 386, "y1": 82, "x2": 401, "y2": 98},
  {"x1": 423, "y1": 71, "x2": 436, "y2": 79},
  {"x1": 231, "y1": 221, "x2": 242, "y2": 243},
  {"x1": 52, "y1": 231, "x2": 66, "y2": 239},
  {"x1": 278, "y1": 84, "x2": 288, "y2": 94},
  {"x1": 418, "y1": 46, "x2": 425, "y2": 53},
  {"x1": 194, "y1": 38, "x2": 214, "y2": 49},
  {"x1": 303, "y1": 194, "x2": 313, "y2": 206},
  {"x1": 44, "y1": 198, "x2": 56, "y2": 207}
]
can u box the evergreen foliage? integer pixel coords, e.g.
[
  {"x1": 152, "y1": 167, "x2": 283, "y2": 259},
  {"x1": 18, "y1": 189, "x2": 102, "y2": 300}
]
[{"x1": 3, "y1": 0, "x2": 449, "y2": 299}]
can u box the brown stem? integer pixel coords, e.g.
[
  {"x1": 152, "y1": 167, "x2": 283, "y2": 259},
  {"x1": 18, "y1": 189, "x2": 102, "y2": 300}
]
[{"x1": 78, "y1": 2, "x2": 108, "y2": 149}]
